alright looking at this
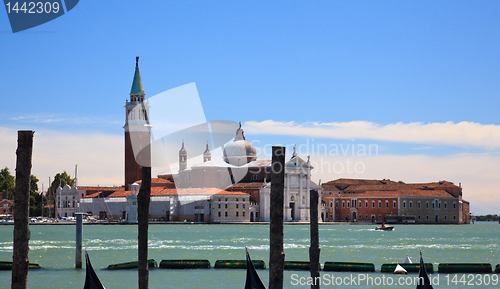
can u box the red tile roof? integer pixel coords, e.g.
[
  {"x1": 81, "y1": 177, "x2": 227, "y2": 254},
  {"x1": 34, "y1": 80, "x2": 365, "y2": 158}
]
[
  {"x1": 322, "y1": 178, "x2": 460, "y2": 198},
  {"x1": 135, "y1": 178, "x2": 174, "y2": 184},
  {"x1": 227, "y1": 182, "x2": 266, "y2": 189},
  {"x1": 107, "y1": 190, "x2": 133, "y2": 198},
  {"x1": 84, "y1": 192, "x2": 104, "y2": 198},
  {"x1": 215, "y1": 191, "x2": 249, "y2": 195},
  {"x1": 323, "y1": 178, "x2": 399, "y2": 186}
]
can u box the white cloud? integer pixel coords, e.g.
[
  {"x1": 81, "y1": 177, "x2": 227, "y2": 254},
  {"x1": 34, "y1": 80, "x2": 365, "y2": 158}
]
[
  {"x1": 244, "y1": 120, "x2": 500, "y2": 149},
  {"x1": 9, "y1": 114, "x2": 120, "y2": 127},
  {"x1": 0, "y1": 127, "x2": 123, "y2": 188}
]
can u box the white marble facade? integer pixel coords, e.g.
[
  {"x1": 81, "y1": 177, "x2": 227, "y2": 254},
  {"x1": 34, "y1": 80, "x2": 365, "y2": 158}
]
[{"x1": 259, "y1": 153, "x2": 322, "y2": 222}]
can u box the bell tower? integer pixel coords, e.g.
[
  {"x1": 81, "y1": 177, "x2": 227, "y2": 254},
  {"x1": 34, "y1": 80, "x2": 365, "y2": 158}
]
[
  {"x1": 179, "y1": 142, "x2": 187, "y2": 171},
  {"x1": 124, "y1": 57, "x2": 151, "y2": 189},
  {"x1": 203, "y1": 142, "x2": 211, "y2": 162}
]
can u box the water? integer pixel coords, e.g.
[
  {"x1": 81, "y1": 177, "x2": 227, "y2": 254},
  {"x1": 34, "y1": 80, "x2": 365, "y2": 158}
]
[{"x1": 0, "y1": 222, "x2": 498, "y2": 288}]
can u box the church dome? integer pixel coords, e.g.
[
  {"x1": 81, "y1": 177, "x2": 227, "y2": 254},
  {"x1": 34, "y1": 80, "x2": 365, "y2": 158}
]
[{"x1": 223, "y1": 124, "x2": 257, "y2": 166}]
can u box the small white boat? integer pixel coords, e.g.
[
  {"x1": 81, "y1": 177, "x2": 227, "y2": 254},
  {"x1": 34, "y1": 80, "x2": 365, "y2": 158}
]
[{"x1": 394, "y1": 263, "x2": 407, "y2": 274}]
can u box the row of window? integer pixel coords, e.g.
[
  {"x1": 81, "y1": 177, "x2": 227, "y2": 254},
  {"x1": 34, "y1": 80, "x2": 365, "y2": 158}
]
[
  {"x1": 338, "y1": 200, "x2": 397, "y2": 209},
  {"x1": 218, "y1": 203, "x2": 246, "y2": 209},
  {"x1": 339, "y1": 214, "x2": 382, "y2": 220},
  {"x1": 336, "y1": 199, "x2": 457, "y2": 210},
  {"x1": 217, "y1": 197, "x2": 246, "y2": 202},
  {"x1": 403, "y1": 200, "x2": 456, "y2": 210},
  {"x1": 416, "y1": 215, "x2": 456, "y2": 220},
  {"x1": 217, "y1": 211, "x2": 245, "y2": 218},
  {"x1": 337, "y1": 214, "x2": 457, "y2": 221},
  {"x1": 58, "y1": 201, "x2": 76, "y2": 208}
]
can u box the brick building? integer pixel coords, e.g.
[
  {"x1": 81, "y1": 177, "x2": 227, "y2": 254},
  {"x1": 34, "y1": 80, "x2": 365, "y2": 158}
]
[{"x1": 322, "y1": 179, "x2": 470, "y2": 224}]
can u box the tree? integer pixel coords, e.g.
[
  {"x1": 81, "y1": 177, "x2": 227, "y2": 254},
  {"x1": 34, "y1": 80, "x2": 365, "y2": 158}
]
[
  {"x1": 0, "y1": 167, "x2": 15, "y2": 199},
  {"x1": 30, "y1": 175, "x2": 39, "y2": 194},
  {"x1": 29, "y1": 192, "x2": 43, "y2": 217},
  {"x1": 28, "y1": 175, "x2": 41, "y2": 216},
  {"x1": 47, "y1": 171, "x2": 75, "y2": 215}
]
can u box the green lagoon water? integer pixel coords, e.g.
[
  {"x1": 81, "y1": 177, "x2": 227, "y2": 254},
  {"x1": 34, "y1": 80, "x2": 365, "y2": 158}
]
[{"x1": 0, "y1": 222, "x2": 499, "y2": 288}]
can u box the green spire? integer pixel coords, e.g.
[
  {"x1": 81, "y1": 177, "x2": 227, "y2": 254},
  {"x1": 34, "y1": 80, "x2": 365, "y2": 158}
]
[{"x1": 130, "y1": 56, "x2": 145, "y2": 95}]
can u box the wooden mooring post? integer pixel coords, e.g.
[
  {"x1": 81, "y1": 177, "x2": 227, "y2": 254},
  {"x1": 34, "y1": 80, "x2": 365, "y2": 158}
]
[
  {"x1": 138, "y1": 166, "x2": 151, "y2": 289},
  {"x1": 309, "y1": 189, "x2": 320, "y2": 289},
  {"x1": 12, "y1": 131, "x2": 34, "y2": 289},
  {"x1": 75, "y1": 213, "x2": 83, "y2": 268},
  {"x1": 269, "y1": 146, "x2": 285, "y2": 289}
]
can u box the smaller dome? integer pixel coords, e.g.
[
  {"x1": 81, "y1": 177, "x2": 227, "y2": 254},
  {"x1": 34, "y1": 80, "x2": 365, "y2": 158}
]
[{"x1": 203, "y1": 143, "x2": 211, "y2": 156}]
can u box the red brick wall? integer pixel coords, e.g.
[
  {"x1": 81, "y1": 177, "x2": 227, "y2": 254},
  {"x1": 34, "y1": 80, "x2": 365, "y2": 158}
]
[
  {"x1": 335, "y1": 196, "x2": 398, "y2": 222},
  {"x1": 124, "y1": 131, "x2": 142, "y2": 188}
]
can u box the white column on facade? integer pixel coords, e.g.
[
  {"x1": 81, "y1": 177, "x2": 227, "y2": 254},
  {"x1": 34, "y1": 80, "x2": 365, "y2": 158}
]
[
  {"x1": 306, "y1": 168, "x2": 308, "y2": 221},
  {"x1": 285, "y1": 173, "x2": 290, "y2": 221},
  {"x1": 296, "y1": 173, "x2": 307, "y2": 220},
  {"x1": 266, "y1": 190, "x2": 270, "y2": 221}
]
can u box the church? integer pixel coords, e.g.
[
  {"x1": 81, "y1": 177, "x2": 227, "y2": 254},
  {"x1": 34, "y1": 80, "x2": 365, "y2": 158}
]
[{"x1": 121, "y1": 57, "x2": 322, "y2": 222}]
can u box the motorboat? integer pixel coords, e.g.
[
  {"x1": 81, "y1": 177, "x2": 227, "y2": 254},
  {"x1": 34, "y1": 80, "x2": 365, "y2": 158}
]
[{"x1": 375, "y1": 224, "x2": 394, "y2": 231}]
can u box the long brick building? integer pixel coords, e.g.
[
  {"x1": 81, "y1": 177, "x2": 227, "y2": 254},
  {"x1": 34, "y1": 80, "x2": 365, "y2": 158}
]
[{"x1": 321, "y1": 178, "x2": 470, "y2": 224}]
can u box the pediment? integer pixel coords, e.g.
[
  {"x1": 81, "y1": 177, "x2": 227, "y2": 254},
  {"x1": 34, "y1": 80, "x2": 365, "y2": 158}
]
[{"x1": 285, "y1": 155, "x2": 313, "y2": 169}]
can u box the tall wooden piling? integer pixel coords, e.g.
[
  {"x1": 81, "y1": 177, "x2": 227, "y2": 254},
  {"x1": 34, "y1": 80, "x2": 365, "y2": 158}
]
[
  {"x1": 12, "y1": 131, "x2": 34, "y2": 289},
  {"x1": 138, "y1": 166, "x2": 151, "y2": 289},
  {"x1": 269, "y1": 146, "x2": 285, "y2": 289},
  {"x1": 309, "y1": 189, "x2": 320, "y2": 289},
  {"x1": 75, "y1": 213, "x2": 83, "y2": 268}
]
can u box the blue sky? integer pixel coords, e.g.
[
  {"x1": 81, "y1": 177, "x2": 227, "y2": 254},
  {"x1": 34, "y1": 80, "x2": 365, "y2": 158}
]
[{"x1": 1, "y1": 1, "x2": 499, "y2": 214}]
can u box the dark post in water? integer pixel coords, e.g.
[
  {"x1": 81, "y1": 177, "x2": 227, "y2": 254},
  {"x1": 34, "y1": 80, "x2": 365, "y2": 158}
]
[
  {"x1": 12, "y1": 130, "x2": 34, "y2": 289},
  {"x1": 138, "y1": 166, "x2": 151, "y2": 289},
  {"x1": 75, "y1": 213, "x2": 83, "y2": 268},
  {"x1": 309, "y1": 189, "x2": 320, "y2": 289},
  {"x1": 269, "y1": 146, "x2": 285, "y2": 289}
]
